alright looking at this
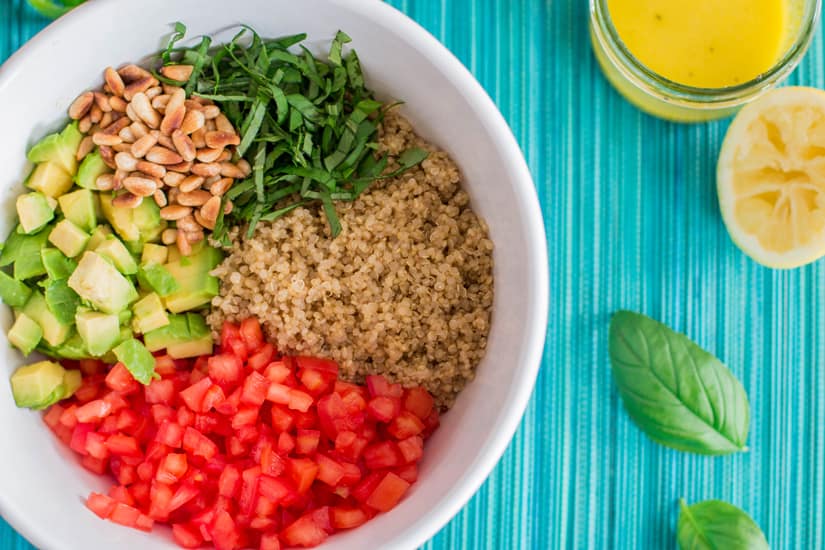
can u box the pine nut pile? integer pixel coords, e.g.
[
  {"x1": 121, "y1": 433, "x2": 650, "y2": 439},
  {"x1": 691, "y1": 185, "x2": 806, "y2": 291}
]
[{"x1": 68, "y1": 64, "x2": 251, "y2": 255}]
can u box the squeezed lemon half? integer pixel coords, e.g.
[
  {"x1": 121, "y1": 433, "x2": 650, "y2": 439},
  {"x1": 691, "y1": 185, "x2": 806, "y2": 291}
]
[{"x1": 718, "y1": 87, "x2": 825, "y2": 268}]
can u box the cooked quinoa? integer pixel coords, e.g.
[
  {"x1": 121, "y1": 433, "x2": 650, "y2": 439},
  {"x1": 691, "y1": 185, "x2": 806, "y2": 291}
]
[{"x1": 207, "y1": 112, "x2": 494, "y2": 408}]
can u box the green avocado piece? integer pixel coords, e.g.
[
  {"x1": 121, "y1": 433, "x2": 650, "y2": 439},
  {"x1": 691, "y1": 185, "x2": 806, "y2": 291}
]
[
  {"x1": 132, "y1": 292, "x2": 169, "y2": 334},
  {"x1": 48, "y1": 219, "x2": 89, "y2": 258},
  {"x1": 27, "y1": 122, "x2": 83, "y2": 176},
  {"x1": 113, "y1": 338, "x2": 156, "y2": 385},
  {"x1": 68, "y1": 251, "x2": 138, "y2": 314},
  {"x1": 16, "y1": 192, "x2": 55, "y2": 234},
  {"x1": 0, "y1": 271, "x2": 33, "y2": 307},
  {"x1": 7, "y1": 312, "x2": 42, "y2": 356},
  {"x1": 143, "y1": 313, "x2": 212, "y2": 358},
  {"x1": 75, "y1": 150, "x2": 111, "y2": 190},
  {"x1": 43, "y1": 278, "x2": 81, "y2": 325},
  {"x1": 99, "y1": 193, "x2": 166, "y2": 252},
  {"x1": 58, "y1": 188, "x2": 98, "y2": 232},
  {"x1": 1, "y1": 227, "x2": 50, "y2": 280},
  {"x1": 21, "y1": 290, "x2": 71, "y2": 346},
  {"x1": 61, "y1": 369, "x2": 82, "y2": 399},
  {"x1": 41, "y1": 248, "x2": 77, "y2": 280},
  {"x1": 118, "y1": 308, "x2": 133, "y2": 326},
  {"x1": 86, "y1": 225, "x2": 113, "y2": 251},
  {"x1": 26, "y1": 162, "x2": 74, "y2": 198},
  {"x1": 138, "y1": 264, "x2": 180, "y2": 296},
  {"x1": 75, "y1": 310, "x2": 121, "y2": 357},
  {"x1": 95, "y1": 236, "x2": 138, "y2": 275},
  {"x1": 10, "y1": 360, "x2": 66, "y2": 409},
  {"x1": 162, "y1": 246, "x2": 223, "y2": 313},
  {"x1": 140, "y1": 244, "x2": 168, "y2": 267},
  {"x1": 143, "y1": 313, "x2": 189, "y2": 352},
  {"x1": 51, "y1": 329, "x2": 90, "y2": 360}
]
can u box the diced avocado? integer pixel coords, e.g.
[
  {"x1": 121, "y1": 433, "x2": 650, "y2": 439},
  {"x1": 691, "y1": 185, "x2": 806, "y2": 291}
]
[
  {"x1": 86, "y1": 225, "x2": 113, "y2": 250},
  {"x1": 113, "y1": 339, "x2": 156, "y2": 385},
  {"x1": 95, "y1": 237, "x2": 138, "y2": 275},
  {"x1": 68, "y1": 251, "x2": 138, "y2": 314},
  {"x1": 41, "y1": 248, "x2": 77, "y2": 279},
  {"x1": 100, "y1": 193, "x2": 167, "y2": 252},
  {"x1": 75, "y1": 150, "x2": 111, "y2": 190},
  {"x1": 27, "y1": 122, "x2": 83, "y2": 176},
  {"x1": 16, "y1": 192, "x2": 55, "y2": 234},
  {"x1": 143, "y1": 314, "x2": 189, "y2": 352},
  {"x1": 10, "y1": 360, "x2": 66, "y2": 409},
  {"x1": 48, "y1": 219, "x2": 89, "y2": 258},
  {"x1": 0, "y1": 271, "x2": 32, "y2": 307},
  {"x1": 61, "y1": 369, "x2": 82, "y2": 399},
  {"x1": 141, "y1": 244, "x2": 168, "y2": 267},
  {"x1": 143, "y1": 312, "x2": 212, "y2": 358},
  {"x1": 118, "y1": 309, "x2": 133, "y2": 326},
  {"x1": 132, "y1": 292, "x2": 169, "y2": 334},
  {"x1": 25, "y1": 162, "x2": 74, "y2": 198},
  {"x1": 52, "y1": 329, "x2": 90, "y2": 360},
  {"x1": 138, "y1": 264, "x2": 179, "y2": 296},
  {"x1": 7, "y1": 313, "x2": 42, "y2": 356},
  {"x1": 58, "y1": 189, "x2": 98, "y2": 232},
  {"x1": 162, "y1": 246, "x2": 223, "y2": 313},
  {"x1": 1, "y1": 227, "x2": 50, "y2": 280},
  {"x1": 75, "y1": 310, "x2": 121, "y2": 356},
  {"x1": 43, "y1": 278, "x2": 81, "y2": 325},
  {"x1": 21, "y1": 291, "x2": 71, "y2": 346}
]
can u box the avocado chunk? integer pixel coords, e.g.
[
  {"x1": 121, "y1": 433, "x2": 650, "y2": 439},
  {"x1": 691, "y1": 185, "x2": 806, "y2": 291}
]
[
  {"x1": 86, "y1": 225, "x2": 113, "y2": 251},
  {"x1": 43, "y1": 278, "x2": 81, "y2": 325},
  {"x1": 21, "y1": 290, "x2": 71, "y2": 346},
  {"x1": 61, "y1": 369, "x2": 82, "y2": 399},
  {"x1": 144, "y1": 313, "x2": 188, "y2": 352},
  {"x1": 113, "y1": 338, "x2": 156, "y2": 385},
  {"x1": 7, "y1": 313, "x2": 42, "y2": 356},
  {"x1": 138, "y1": 264, "x2": 180, "y2": 296},
  {"x1": 132, "y1": 292, "x2": 169, "y2": 334},
  {"x1": 41, "y1": 248, "x2": 77, "y2": 280},
  {"x1": 50, "y1": 329, "x2": 90, "y2": 360},
  {"x1": 16, "y1": 192, "x2": 55, "y2": 234},
  {"x1": 162, "y1": 246, "x2": 223, "y2": 313},
  {"x1": 95, "y1": 236, "x2": 138, "y2": 275},
  {"x1": 100, "y1": 193, "x2": 166, "y2": 252},
  {"x1": 27, "y1": 122, "x2": 83, "y2": 176},
  {"x1": 10, "y1": 360, "x2": 66, "y2": 409},
  {"x1": 75, "y1": 310, "x2": 120, "y2": 356},
  {"x1": 68, "y1": 251, "x2": 138, "y2": 314},
  {"x1": 26, "y1": 161, "x2": 74, "y2": 198},
  {"x1": 58, "y1": 189, "x2": 98, "y2": 232},
  {"x1": 141, "y1": 244, "x2": 168, "y2": 267},
  {"x1": 48, "y1": 219, "x2": 89, "y2": 258},
  {"x1": 144, "y1": 312, "x2": 212, "y2": 358},
  {"x1": 2, "y1": 227, "x2": 50, "y2": 280},
  {"x1": 0, "y1": 271, "x2": 32, "y2": 307},
  {"x1": 75, "y1": 150, "x2": 111, "y2": 190}
]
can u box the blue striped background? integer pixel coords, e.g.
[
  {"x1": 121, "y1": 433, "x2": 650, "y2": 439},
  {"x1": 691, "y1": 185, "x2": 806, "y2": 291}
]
[{"x1": 3, "y1": 0, "x2": 825, "y2": 548}]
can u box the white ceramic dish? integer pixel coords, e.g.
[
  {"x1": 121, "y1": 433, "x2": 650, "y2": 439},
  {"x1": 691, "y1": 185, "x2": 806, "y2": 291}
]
[{"x1": 0, "y1": 0, "x2": 548, "y2": 548}]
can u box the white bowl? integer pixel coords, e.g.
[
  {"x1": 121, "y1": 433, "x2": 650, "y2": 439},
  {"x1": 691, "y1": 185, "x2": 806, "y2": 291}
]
[{"x1": 0, "y1": 1, "x2": 548, "y2": 548}]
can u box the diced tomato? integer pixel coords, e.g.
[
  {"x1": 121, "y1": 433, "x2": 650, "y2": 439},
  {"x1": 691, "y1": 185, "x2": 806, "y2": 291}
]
[
  {"x1": 70, "y1": 423, "x2": 94, "y2": 455},
  {"x1": 295, "y1": 356, "x2": 338, "y2": 376},
  {"x1": 105, "y1": 434, "x2": 142, "y2": 458},
  {"x1": 155, "y1": 420, "x2": 184, "y2": 448},
  {"x1": 295, "y1": 429, "x2": 320, "y2": 455},
  {"x1": 287, "y1": 389, "x2": 313, "y2": 413},
  {"x1": 74, "y1": 374, "x2": 103, "y2": 403},
  {"x1": 209, "y1": 354, "x2": 244, "y2": 387},
  {"x1": 216, "y1": 388, "x2": 242, "y2": 416},
  {"x1": 156, "y1": 453, "x2": 188, "y2": 484},
  {"x1": 266, "y1": 383, "x2": 291, "y2": 405},
  {"x1": 106, "y1": 363, "x2": 140, "y2": 394},
  {"x1": 422, "y1": 410, "x2": 441, "y2": 438},
  {"x1": 144, "y1": 379, "x2": 175, "y2": 404},
  {"x1": 264, "y1": 362, "x2": 291, "y2": 384},
  {"x1": 366, "y1": 375, "x2": 402, "y2": 399},
  {"x1": 277, "y1": 432, "x2": 295, "y2": 455},
  {"x1": 43, "y1": 404, "x2": 64, "y2": 429},
  {"x1": 180, "y1": 377, "x2": 213, "y2": 413},
  {"x1": 395, "y1": 463, "x2": 419, "y2": 484},
  {"x1": 363, "y1": 441, "x2": 402, "y2": 469},
  {"x1": 86, "y1": 492, "x2": 117, "y2": 519},
  {"x1": 270, "y1": 405, "x2": 295, "y2": 433},
  {"x1": 110, "y1": 502, "x2": 141, "y2": 529},
  {"x1": 239, "y1": 466, "x2": 261, "y2": 517},
  {"x1": 333, "y1": 381, "x2": 369, "y2": 400},
  {"x1": 258, "y1": 475, "x2": 293, "y2": 504},
  {"x1": 297, "y1": 368, "x2": 331, "y2": 395},
  {"x1": 240, "y1": 318, "x2": 265, "y2": 352},
  {"x1": 232, "y1": 406, "x2": 259, "y2": 429},
  {"x1": 331, "y1": 507, "x2": 368, "y2": 529},
  {"x1": 387, "y1": 411, "x2": 425, "y2": 440},
  {"x1": 81, "y1": 454, "x2": 109, "y2": 474},
  {"x1": 241, "y1": 371, "x2": 270, "y2": 406},
  {"x1": 366, "y1": 396, "x2": 401, "y2": 422},
  {"x1": 151, "y1": 404, "x2": 175, "y2": 425},
  {"x1": 177, "y1": 406, "x2": 195, "y2": 427},
  {"x1": 108, "y1": 485, "x2": 136, "y2": 506},
  {"x1": 281, "y1": 514, "x2": 328, "y2": 547},
  {"x1": 59, "y1": 404, "x2": 78, "y2": 428},
  {"x1": 352, "y1": 471, "x2": 384, "y2": 504},
  {"x1": 154, "y1": 354, "x2": 178, "y2": 377},
  {"x1": 218, "y1": 464, "x2": 241, "y2": 498},
  {"x1": 210, "y1": 510, "x2": 241, "y2": 550},
  {"x1": 79, "y1": 359, "x2": 105, "y2": 376},
  {"x1": 334, "y1": 431, "x2": 368, "y2": 462},
  {"x1": 75, "y1": 399, "x2": 112, "y2": 423},
  {"x1": 247, "y1": 343, "x2": 275, "y2": 371},
  {"x1": 173, "y1": 523, "x2": 204, "y2": 548},
  {"x1": 315, "y1": 454, "x2": 345, "y2": 487},
  {"x1": 168, "y1": 483, "x2": 200, "y2": 513},
  {"x1": 365, "y1": 472, "x2": 410, "y2": 512},
  {"x1": 403, "y1": 387, "x2": 434, "y2": 420},
  {"x1": 137, "y1": 461, "x2": 155, "y2": 482},
  {"x1": 289, "y1": 458, "x2": 319, "y2": 494},
  {"x1": 183, "y1": 427, "x2": 218, "y2": 461},
  {"x1": 85, "y1": 431, "x2": 109, "y2": 459},
  {"x1": 397, "y1": 435, "x2": 424, "y2": 464},
  {"x1": 202, "y1": 384, "x2": 227, "y2": 412},
  {"x1": 259, "y1": 531, "x2": 281, "y2": 550}
]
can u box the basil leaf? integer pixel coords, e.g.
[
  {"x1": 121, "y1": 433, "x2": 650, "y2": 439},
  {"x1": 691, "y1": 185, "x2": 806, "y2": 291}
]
[
  {"x1": 677, "y1": 499, "x2": 769, "y2": 550},
  {"x1": 608, "y1": 310, "x2": 750, "y2": 455}
]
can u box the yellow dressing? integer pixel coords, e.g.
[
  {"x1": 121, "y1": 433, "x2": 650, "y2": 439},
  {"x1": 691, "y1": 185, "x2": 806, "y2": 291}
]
[{"x1": 607, "y1": 0, "x2": 788, "y2": 88}]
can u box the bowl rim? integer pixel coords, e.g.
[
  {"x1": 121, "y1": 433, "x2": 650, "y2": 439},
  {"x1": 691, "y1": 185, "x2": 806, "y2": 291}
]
[{"x1": 0, "y1": 1, "x2": 549, "y2": 548}]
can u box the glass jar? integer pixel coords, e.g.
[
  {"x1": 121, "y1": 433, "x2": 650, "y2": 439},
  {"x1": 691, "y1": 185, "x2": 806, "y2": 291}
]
[{"x1": 589, "y1": 0, "x2": 822, "y2": 122}]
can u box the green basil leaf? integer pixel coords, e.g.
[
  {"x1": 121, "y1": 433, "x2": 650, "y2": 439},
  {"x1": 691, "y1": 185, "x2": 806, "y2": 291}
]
[
  {"x1": 677, "y1": 499, "x2": 769, "y2": 550},
  {"x1": 608, "y1": 310, "x2": 750, "y2": 455}
]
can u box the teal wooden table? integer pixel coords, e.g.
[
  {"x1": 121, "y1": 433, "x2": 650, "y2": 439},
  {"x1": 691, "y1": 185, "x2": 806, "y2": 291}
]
[{"x1": 3, "y1": 0, "x2": 825, "y2": 548}]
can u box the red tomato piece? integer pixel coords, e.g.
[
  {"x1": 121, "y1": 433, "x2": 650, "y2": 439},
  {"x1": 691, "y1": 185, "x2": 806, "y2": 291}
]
[
  {"x1": 297, "y1": 368, "x2": 332, "y2": 395},
  {"x1": 315, "y1": 454, "x2": 345, "y2": 487},
  {"x1": 231, "y1": 406, "x2": 259, "y2": 429},
  {"x1": 81, "y1": 454, "x2": 108, "y2": 475},
  {"x1": 155, "y1": 420, "x2": 184, "y2": 448},
  {"x1": 202, "y1": 384, "x2": 227, "y2": 412},
  {"x1": 241, "y1": 371, "x2": 270, "y2": 406},
  {"x1": 295, "y1": 429, "x2": 320, "y2": 455},
  {"x1": 239, "y1": 317, "x2": 264, "y2": 352},
  {"x1": 182, "y1": 427, "x2": 218, "y2": 460},
  {"x1": 366, "y1": 396, "x2": 401, "y2": 422},
  {"x1": 352, "y1": 471, "x2": 384, "y2": 504},
  {"x1": 168, "y1": 483, "x2": 200, "y2": 513},
  {"x1": 151, "y1": 404, "x2": 175, "y2": 425},
  {"x1": 247, "y1": 343, "x2": 275, "y2": 371},
  {"x1": 363, "y1": 441, "x2": 402, "y2": 470},
  {"x1": 265, "y1": 382, "x2": 292, "y2": 405},
  {"x1": 43, "y1": 404, "x2": 64, "y2": 429},
  {"x1": 156, "y1": 453, "x2": 188, "y2": 484},
  {"x1": 264, "y1": 361, "x2": 291, "y2": 384},
  {"x1": 105, "y1": 362, "x2": 140, "y2": 394},
  {"x1": 208, "y1": 354, "x2": 244, "y2": 387},
  {"x1": 144, "y1": 379, "x2": 175, "y2": 405},
  {"x1": 395, "y1": 463, "x2": 419, "y2": 484},
  {"x1": 153, "y1": 354, "x2": 177, "y2": 376},
  {"x1": 397, "y1": 435, "x2": 424, "y2": 464},
  {"x1": 403, "y1": 387, "x2": 435, "y2": 420},
  {"x1": 277, "y1": 432, "x2": 295, "y2": 454},
  {"x1": 70, "y1": 423, "x2": 94, "y2": 455},
  {"x1": 86, "y1": 492, "x2": 117, "y2": 519},
  {"x1": 366, "y1": 375, "x2": 403, "y2": 399},
  {"x1": 84, "y1": 431, "x2": 109, "y2": 460},
  {"x1": 109, "y1": 502, "x2": 141, "y2": 529},
  {"x1": 257, "y1": 475, "x2": 293, "y2": 504},
  {"x1": 105, "y1": 434, "x2": 142, "y2": 458},
  {"x1": 287, "y1": 389, "x2": 313, "y2": 413},
  {"x1": 259, "y1": 531, "x2": 281, "y2": 550},
  {"x1": 238, "y1": 466, "x2": 261, "y2": 517},
  {"x1": 179, "y1": 377, "x2": 213, "y2": 413},
  {"x1": 281, "y1": 513, "x2": 329, "y2": 548},
  {"x1": 334, "y1": 430, "x2": 368, "y2": 462},
  {"x1": 209, "y1": 509, "x2": 241, "y2": 550},
  {"x1": 216, "y1": 387, "x2": 241, "y2": 416},
  {"x1": 218, "y1": 464, "x2": 241, "y2": 498},
  {"x1": 295, "y1": 356, "x2": 338, "y2": 376},
  {"x1": 108, "y1": 485, "x2": 136, "y2": 506},
  {"x1": 387, "y1": 411, "x2": 425, "y2": 440},
  {"x1": 75, "y1": 399, "x2": 113, "y2": 424},
  {"x1": 331, "y1": 506, "x2": 368, "y2": 529},
  {"x1": 136, "y1": 461, "x2": 155, "y2": 481},
  {"x1": 172, "y1": 523, "x2": 204, "y2": 548},
  {"x1": 288, "y1": 458, "x2": 319, "y2": 494},
  {"x1": 365, "y1": 472, "x2": 411, "y2": 512},
  {"x1": 269, "y1": 405, "x2": 295, "y2": 433},
  {"x1": 78, "y1": 359, "x2": 104, "y2": 376}
]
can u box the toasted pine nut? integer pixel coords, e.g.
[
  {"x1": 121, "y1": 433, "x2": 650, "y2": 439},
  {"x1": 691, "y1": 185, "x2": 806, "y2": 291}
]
[
  {"x1": 194, "y1": 210, "x2": 215, "y2": 230},
  {"x1": 176, "y1": 230, "x2": 192, "y2": 256},
  {"x1": 218, "y1": 150, "x2": 232, "y2": 163},
  {"x1": 89, "y1": 104, "x2": 102, "y2": 124},
  {"x1": 160, "y1": 205, "x2": 192, "y2": 221},
  {"x1": 99, "y1": 145, "x2": 116, "y2": 169},
  {"x1": 163, "y1": 172, "x2": 185, "y2": 187},
  {"x1": 205, "y1": 131, "x2": 240, "y2": 149},
  {"x1": 191, "y1": 128, "x2": 207, "y2": 149},
  {"x1": 126, "y1": 102, "x2": 140, "y2": 123},
  {"x1": 118, "y1": 64, "x2": 150, "y2": 82},
  {"x1": 236, "y1": 158, "x2": 252, "y2": 177},
  {"x1": 131, "y1": 92, "x2": 160, "y2": 129},
  {"x1": 224, "y1": 200, "x2": 233, "y2": 215},
  {"x1": 104, "y1": 67, "x2": 125, "y2": 96},
  {"x1": 167, "y1": 161, "x2": 193, "y2": 173},
  {"x1": 214, "y1": 114, "x2": 235, "y2": 134},
  {"x1": 177, "y1": 190, "x2": 211, "y2": 207},
  {"x1": 161, "y1": 228, "x2": 178, "y2": 245},
  {"x1": 200, "y1": 195, "x2": 222, "y2": 223},
  {"x1": 167, "y1": 188, "x2": 180, "y2": 204},
  {"x1": 130, "y1": 133, "x2": 158, "y2": 159},
  {"x1": 76, "y1": 136, "x2": 95, "y2": 161},
  {"x1": 130, "y1": 121, "x2": 149, "y2": 139},
  {"x1": 136, "y1": 160, "x2": 166, "y2": 179},
  {"x1": 161, "y1": 64, "x2": 194, "y2": 82},
  {"x1": 209, "y1": 177, "x2": 234, "y2": 196},
  {"x1": 112, "y1": 192, "x2": 143, "y2": 208},
  {"x1": 92, "y1": 92, "x2": 110, "y2": 113},
  {"x1": 179, "y1": 175, "x2": 205, "y2": 193},
  {"x1": 113, "y1": 170, "x2": 128, "y2": 189},
  {"x1": 191, "y1": 162, "x2": 222, "y2": 177},
  {"x1": 109, "y1": 96, "x2": 128, "y2": 113},
  {"x1": 176, "y1": 214, "x2": 200, "y2": 233},
  {"x1": 118, "y1": 126, "x2": 136, "y2": 143},
  {"x1": 205, "y1": 119, "x2": 217, "y2": 132},
  {"x1": 124, "y1": 77, "x2": 156, "y2": 101},
  {"x1": 79, "y1": 115, "x2": 93, "y2": 134},
  {"x1": 202, "y1": 105, "x2": 220, "y2": 119},
  {"x1": 69, "y1": 91, "x2": 95, "y2": 120},
  {"x1": 153, "y1": 189, "x2": 168, "y2": 207},
  {"x1": 180, "y1": 109, "x2": 205, "y2": 135},
  {"x1": 151, "y1": 94, "x2": 170, "y2": 112},
  {"x1": 157, "y1": 133, "x2": 176, "y2": 150},
  {"x1": 162, "y1": 84, "x2": 183, "y2": 95},
  {"x1": 112, "y1": 143, "x2": 132, "y2": 153},
  {"x1": 96, "y1": 173, "x2": 115, "y2": 191},
  {"x1": 196, "y1": 148, "x2": 223, "y2": 163},
  {"x1": 93, "y1": 132, "x2": 122, "y2": 147},
  {"x1": 171, "y1": 130, "x2": 196, "y2": 162},
  {"x1": 161, "y1": 88, "x2": 186, "y2": 135},
  {"x1": 123, "y1": 175, "x2": 158, "y2": 197},
  {"x1": 219, "y1": 162, "x2": 245, "y2": 179},
  {"x1": 114, "y1": 152, "x2": 139, "y2": 172},
  {"x1": 145, "y1": 86, "x2": 163, "y2": 100},
  {"x1": 99, "y1": 112, "x2": 113, "y2": 130},
  {"x1": 145, "y1": 146, "x2": 183, "y2": 165},
  {"x1": 101, "y1": 116, "x2": 131, "y2": 136}
]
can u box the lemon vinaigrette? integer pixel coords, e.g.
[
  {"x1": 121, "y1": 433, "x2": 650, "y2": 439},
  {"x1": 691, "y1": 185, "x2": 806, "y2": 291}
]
[{"x1": 589, "y1": 0, "x2": 821, "y2": 121}]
